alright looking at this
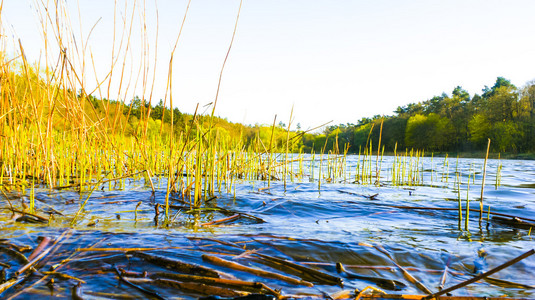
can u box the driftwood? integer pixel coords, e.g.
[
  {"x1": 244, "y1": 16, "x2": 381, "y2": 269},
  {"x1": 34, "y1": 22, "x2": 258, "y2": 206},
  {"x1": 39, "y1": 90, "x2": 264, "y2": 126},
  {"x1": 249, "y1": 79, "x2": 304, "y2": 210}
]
[
  {"x1": 384, "y1": 205, "x2": 535, "y2": 223},
  {"x1": 0, "y1": 231, "x2": 74, "y2": 299},
  {"x1": 28, "y1": 237, "x2": 51, "y2": 261},
  {"x1": 188, "y1": 237, "x2": 246, "y2": 249},
  {"x1": 484, "y1": 276, "x2": 535, "y2": 289},
  {"x1": 42, "y1": 271, "x2": 86, "y2": 283},
  {"x1": 117, "y1": 268, "x2": 280, "y2": 297},
  {"x1": 336, "y1": 262, "x2": 406, "y2": 291},
  {"x1": 150, "y1": 271, "x2": 271, "y2": 294},
  {"x1": 113, "y1": 266, "x2": 165, "y2": 300},
  {"x1": 424, "y1": 248, "x2": 535, "y2": 299},
  {"x1": 130, "y1": 251, "x2": 220, "y2": 278},
  {"x1": 0, "y1": 245, "x2": 29, "y2": 264},
  {"x1": 491, "y1": 216, "x2": 535, "y2": 229},
  {"x1": 253, "y1": 253, "x2": 343, "y2": 286},
  {"x1": 335, "y1": 192, "x2": 535, "y2": 224},
  {"x1": 154, "y1": 278, "x2": 247, "y2": 297},
  {"x1": 0, "y1": 242, "x2": 32, "y2": 253},
  {"x1": 201, "y1": 214, "x2": 242, "y2": 226},
  {"x1": 0, "y1": 235, "x2": 54, "y2": 295},
  {"x1": 169, "y1": 197, "x2": 265, "y2": 224},
  {"x1": 202, "y1": 254, "x2": 313, "y2": 287},
  {"x1": 373, "y1": 245, "x2": 432, "y2": 294}
]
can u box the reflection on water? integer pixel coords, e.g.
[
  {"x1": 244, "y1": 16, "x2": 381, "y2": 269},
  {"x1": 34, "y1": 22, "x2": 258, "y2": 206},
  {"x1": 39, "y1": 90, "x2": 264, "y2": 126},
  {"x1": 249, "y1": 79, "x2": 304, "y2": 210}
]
[{"x1": 0, "y1": 155, "x2": 534, "y2": 298}]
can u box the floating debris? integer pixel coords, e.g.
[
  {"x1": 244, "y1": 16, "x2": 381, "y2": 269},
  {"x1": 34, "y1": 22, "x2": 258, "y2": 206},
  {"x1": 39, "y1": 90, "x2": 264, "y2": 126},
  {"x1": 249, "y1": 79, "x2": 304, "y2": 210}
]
[
  {"x1": 131, "y1": 251, "x2": 221, "y2": 278},
  {"x1": 202, "y1": 254, "x2": 313, "y2": 287},
  {"x1": 336, "y1": 262, "x2": 407, "y2": 291}
]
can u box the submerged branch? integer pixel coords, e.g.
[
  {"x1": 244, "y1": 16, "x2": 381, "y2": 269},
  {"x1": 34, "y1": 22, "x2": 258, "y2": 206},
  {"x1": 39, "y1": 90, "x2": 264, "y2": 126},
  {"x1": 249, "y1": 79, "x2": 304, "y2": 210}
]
[{"x1": 425, "y1": 249, "x2": 535, "y2": 299}]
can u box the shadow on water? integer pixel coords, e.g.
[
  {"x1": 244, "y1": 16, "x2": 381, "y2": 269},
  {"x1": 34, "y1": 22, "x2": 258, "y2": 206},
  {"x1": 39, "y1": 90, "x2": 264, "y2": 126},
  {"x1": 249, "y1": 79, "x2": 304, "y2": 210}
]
[{"x1": 1, "y1": 156, "x2": 534, "y2": 299}]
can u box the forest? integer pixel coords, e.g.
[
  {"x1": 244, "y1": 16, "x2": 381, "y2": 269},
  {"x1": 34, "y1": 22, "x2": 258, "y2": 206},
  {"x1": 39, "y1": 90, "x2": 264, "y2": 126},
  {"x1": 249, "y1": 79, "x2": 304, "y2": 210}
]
[
  {"x1": 80, "y1": 76, "x2": 535, "y2": 155},
  {"x1": 6, "y1": 63, "x2": 533, "y2": 156},
  {"x1": 304, "y1": 77, "x2": 535, "y2": 155}
]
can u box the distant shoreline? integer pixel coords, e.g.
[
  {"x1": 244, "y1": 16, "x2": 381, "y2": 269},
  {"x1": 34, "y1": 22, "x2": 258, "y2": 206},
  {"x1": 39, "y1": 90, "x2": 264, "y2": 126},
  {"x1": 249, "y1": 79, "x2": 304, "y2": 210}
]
[{"x1": 379, "y1": 151, "x2": 535, "y2": 160}]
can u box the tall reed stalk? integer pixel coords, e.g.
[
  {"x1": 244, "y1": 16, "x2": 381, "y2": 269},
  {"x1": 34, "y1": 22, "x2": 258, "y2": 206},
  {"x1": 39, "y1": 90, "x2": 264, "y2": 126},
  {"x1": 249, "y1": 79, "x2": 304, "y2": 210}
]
[
  {"x1": 480, "y1": 138, "x2": 491, "y2": 225},
  {"x1": 465, "y1": 171, "x2": 471, "y2": 231}
]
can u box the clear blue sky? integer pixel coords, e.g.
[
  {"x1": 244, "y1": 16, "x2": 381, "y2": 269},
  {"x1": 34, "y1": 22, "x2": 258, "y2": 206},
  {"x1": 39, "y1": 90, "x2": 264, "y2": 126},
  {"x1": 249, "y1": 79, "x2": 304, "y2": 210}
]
[{"x1": 3, "y1": 1, "x2": 535, "y2": 130}]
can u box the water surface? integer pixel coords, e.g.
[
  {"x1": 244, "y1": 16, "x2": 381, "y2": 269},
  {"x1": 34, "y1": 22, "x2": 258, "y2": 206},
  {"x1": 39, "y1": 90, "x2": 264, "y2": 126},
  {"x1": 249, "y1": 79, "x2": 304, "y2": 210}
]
[{"x1": 1, "y1": 155, "x2": 534, "y2": 299}]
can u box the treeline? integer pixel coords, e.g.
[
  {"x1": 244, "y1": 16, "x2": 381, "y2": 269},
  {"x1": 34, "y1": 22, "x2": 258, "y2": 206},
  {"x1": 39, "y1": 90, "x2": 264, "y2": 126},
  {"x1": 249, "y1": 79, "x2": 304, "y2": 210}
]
[
  {"x1": 83, "y1": 92, "x2": 304, "y2": 153},
  {"x1": 302, "y1": 77, "x2": 535, "y2": 154},
  {"x1": 2, "y1": 62, "x2": 304, "y2": 153},
  {"x1": 77, "y1": 76, "x2": 535, "y2": 155}
]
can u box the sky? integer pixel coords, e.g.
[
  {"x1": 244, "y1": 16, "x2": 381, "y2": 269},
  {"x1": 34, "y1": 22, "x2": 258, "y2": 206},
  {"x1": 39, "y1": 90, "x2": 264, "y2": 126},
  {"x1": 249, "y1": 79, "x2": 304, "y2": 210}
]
[{"x1": 3, "y1": 0, "x2": 535, "y2": 130}]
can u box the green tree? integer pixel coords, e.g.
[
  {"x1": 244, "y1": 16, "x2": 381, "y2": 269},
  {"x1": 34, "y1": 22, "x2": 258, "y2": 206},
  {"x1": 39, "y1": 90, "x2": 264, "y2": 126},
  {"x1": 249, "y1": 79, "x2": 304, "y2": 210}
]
[
  {"x1": 518, "y1": 82, "x2": 535, "y2": 150},
  {"x1": 405, "y1": 113, "x2": 454, "y2": 151},
  {"x1": 468, "y1": 113, "x2": 491, "y2": 147},
  {"x1": 483, "y1": 86, "x2": 518, "y2": 122},
  {"x1": 482, "y1": 77, "x2": 516, "y2": 99},
  {"x1": 490, "y1": 121, "x2": 521, "y2": 152}
]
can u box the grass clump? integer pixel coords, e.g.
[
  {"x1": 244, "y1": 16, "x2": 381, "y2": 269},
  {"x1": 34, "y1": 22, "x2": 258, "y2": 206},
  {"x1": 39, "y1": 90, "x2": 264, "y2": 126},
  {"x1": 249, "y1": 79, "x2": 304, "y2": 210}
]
[{"x1": 0, "y1": 0, "x2": 301, "y2": 224}]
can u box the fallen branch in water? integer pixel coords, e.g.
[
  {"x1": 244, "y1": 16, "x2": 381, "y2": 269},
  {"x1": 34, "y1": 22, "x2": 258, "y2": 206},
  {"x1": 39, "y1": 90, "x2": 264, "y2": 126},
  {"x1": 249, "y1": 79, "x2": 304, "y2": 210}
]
[
  {"x1": 3, "y1": 231, "x2": 74, "y2": 299},
  {"x1": 187, "y1": 237, "x2": 251, "y2": 249},
  {"x1": 253, "y1": 253, "x2": 343, "y2": 286},
  {"x1": 131, "y1": 251, "x2": 220, "y2": 278},
  {"x1": 338, "y1": 192, "x2": 535, "y2": 224},
  {"x1": 0, "y1": 277, "x2": 24, "y2": 296},
  {"x1": 210, "y1": 206, "x2": 265, "y2": 224},
  {"x1": 385, "y1": 205, "x2": 535, "y2": 223},
  {"x1": 0, "y1": 241, "x2": 32, "y2": 253},
  {"x1": 437, "y1": 256, "x2": 451, "y2": 291},
  {"x1": 0, "y1": 245, "x2": 29, "y2": 264},
  {"x1": 201, "y1": 214, "x2": 241, "y2": 226},
  {"x1": 42, "y1": 271, "x2": 86, "y2": 283},
  {"x1": 170, "y1": 197, "x2": 265, "y2": 224},
  {"x1": 300, "y1": 262, "x2": 464, "y2": 276},
  {"x1": 0, "y1": 208, "x2": 49, "y2": 223},
  {"x1": 337, "y1": 190, "x2": 378, "y2": 200},
  {"x1": 120, "y1": 276, "x2": 254, "y2": 297},
  {"x1": 373, "y1": 244, "x2": 432, "y2": 294},
  {"x1": 113, "y1": 266, "x2": 165, "y2": 300},
  {"x1": 153, "y1": 277, "x2": 248, "y2": 297},
  {"x1": 491, "y1": 216, "x2": 535, "y2": 229},
  {"x1": 27, "y1": 237, "x2": 51, "y2": 261},
  {"x1": 202, "y1": 254, "x2": 313, "y2": 287},
  {"x1": 424, "y1": 248, "x2": 535, "y2": 299},
  {"x1": 76, "y1": 245, "x2": 194, "y2": 252},
  {"x1": 336, "y1": 262, "x2": 406, "y2": 291},
  {"x1": 483, "y1": 276, "x2": 535, "y2": 289},
  {"x1": 147, "y1": 271, "x2": 280, "y2": 297},
  {"x1": 0, "y1": 235, "x2": 56, "y2": 296},
  {"x1": 15, "y1": 237, "x2": 55, "y2": 276}
]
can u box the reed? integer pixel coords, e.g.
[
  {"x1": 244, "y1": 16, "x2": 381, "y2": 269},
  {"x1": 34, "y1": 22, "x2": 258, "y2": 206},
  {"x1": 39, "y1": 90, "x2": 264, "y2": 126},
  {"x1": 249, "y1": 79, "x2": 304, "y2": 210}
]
[
  {"x1": 441, "y1": 155, "x2": 449, "y2": 183},
  {"x1": 0, "y1": 1, "x2": 256, "y2": 225},
  {"x1": 457, "y1": 172, "x2": 462, "y2": 230},
  {"x1": 480, "y1": 138, "x2": 491, "y2": 225},
  {"x1": 465, "y1": 171, "x2": 471, "y2": 231},
  {"x1": 495, "y1": 153, "x2": 502, "y2": 189},
  {"x1": 375, "y1": 118, "x2": 384, "y2": 185},
  {"x1": 388, "y1": 147, "x2": 427, "y2": 187},
  {"x1": 1, "y1": 0, "x2": 503, "y2": 231},
  {"x1": 283, "y1": 107, "x2": 294, "y2": 191}
]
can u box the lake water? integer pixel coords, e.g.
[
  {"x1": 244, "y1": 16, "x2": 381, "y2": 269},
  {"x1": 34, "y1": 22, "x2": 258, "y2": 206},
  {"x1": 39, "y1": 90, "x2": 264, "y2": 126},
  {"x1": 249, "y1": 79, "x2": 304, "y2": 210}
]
[{"x1": 1, "y1": 155, "x2": 534, "y2": 299}]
